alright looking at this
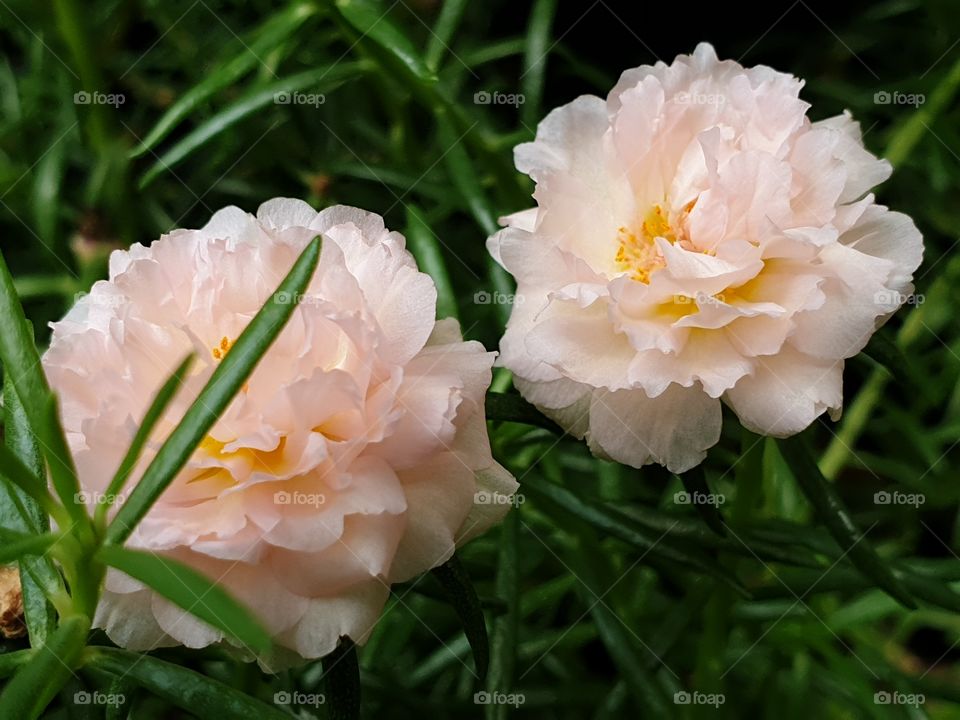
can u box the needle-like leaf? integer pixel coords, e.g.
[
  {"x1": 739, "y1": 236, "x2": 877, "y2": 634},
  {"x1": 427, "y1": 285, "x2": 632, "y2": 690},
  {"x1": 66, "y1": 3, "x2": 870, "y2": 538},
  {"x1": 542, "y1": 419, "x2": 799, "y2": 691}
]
[
  {"x1": 96, "y1": 545, "x2": 272, "y2": 653},
  {"x1": 778, "y1": 435, "x2": 917, "y2": 609}
]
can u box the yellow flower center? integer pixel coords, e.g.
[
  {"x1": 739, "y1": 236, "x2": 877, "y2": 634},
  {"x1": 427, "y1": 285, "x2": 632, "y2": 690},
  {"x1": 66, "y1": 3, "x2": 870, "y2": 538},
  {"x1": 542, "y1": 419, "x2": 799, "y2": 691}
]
[
  {"x1": 616, "y1": 203, "x2": 691, "y2": 283},
  {"x1": 187, "y1": 436, "x2": 291, "y2": 488},
  {"x1": 615, "y1": 200, "x2": 710, "y2": 283}
]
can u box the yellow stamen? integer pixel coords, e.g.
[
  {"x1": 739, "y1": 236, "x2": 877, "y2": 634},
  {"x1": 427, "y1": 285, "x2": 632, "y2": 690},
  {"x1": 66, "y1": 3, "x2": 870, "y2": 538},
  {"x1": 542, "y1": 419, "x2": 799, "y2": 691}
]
[
  {"x1": 211, "y1": 336, "x2": 234, "y2": 361},
  {"x1": 615, "y1": 204, "x2": 674, "y2": 283},
  {"x1": 210, "y1": 335, "x2": 250, "y2": 392},
  {"x1": 616, "y1": 200, "x2": 705, "y2": 283}
]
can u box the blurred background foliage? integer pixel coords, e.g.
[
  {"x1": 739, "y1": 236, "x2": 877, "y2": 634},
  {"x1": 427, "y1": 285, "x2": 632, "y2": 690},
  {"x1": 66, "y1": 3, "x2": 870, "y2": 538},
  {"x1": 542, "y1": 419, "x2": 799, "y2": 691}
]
[{"x1": 1, "y1": 0, "x2": 960, "y2": 717}]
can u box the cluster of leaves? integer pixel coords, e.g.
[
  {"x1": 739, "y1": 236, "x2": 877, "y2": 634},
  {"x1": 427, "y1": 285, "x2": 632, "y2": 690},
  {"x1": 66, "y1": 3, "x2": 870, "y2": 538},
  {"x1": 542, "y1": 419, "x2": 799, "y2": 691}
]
[{"x1": 1, "y1": 0, "x2": 960, "y2": 717}]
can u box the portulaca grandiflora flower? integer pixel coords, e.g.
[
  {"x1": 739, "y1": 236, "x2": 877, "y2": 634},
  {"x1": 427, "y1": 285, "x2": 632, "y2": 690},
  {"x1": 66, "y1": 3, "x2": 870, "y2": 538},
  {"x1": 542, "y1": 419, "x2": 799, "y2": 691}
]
[
  {"x1": 488, "y1": 43, "x2": 923, "y2": 473},
  {"x1": 43, "y1": 199, "x2": 517, "y2": 662}
]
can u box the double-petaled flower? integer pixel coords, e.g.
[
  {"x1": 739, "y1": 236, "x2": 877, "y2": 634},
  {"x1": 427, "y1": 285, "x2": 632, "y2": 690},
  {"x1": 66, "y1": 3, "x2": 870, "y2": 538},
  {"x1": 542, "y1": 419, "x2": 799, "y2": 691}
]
[
  {"x1": 44, "y1": 199, "x2": 517, "y2": 662},
  {"x1": 489, "y1": 43, "x2": 923, "y2": 472}
]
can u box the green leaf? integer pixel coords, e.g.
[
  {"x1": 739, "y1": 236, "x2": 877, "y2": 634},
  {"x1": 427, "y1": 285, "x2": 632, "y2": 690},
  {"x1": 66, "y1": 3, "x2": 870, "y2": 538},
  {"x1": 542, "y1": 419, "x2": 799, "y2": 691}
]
[
  {"x1": 323, "y1": 637, "x2": 361, "y2": 720},
  {"x1": 0, "y1": 251, "x2": 85, "y2": 527},
  {"x1": 405, "y1": 634, "x2": 470, "y2": 686},
  {"x1": 611, "y1": 504, "x2": 824, "y2": 569},
  {"x1": 96, "y1": 544, "x2": 271, "y2": 654},
  {"x1": 0, "y1": 442, "x2": 56, "y2": 517},
  {"x1": 677, "y1": 465, "x2": 726, "y2": 537},
  {"x1": 897, "y1": 570, "x2": 960, "y2": 613},
  {"x1": 431, "y1": 554, "x2": 489, "y2": 681},
  {"x1": 433, "y1": 110, "x2": 516, "y2": 327},
  {"x1": 334, "y1": 0, "x2": 438, "y2": 84},
  {"x1": 485, "y1": 511, "x2": 518, "y2": 720},
  {"x1": 2, "y1": 375, "x2": 63, "y2": 647},
  {"x1": 885, "y1": 52, "x2": 960, "y2": 166},
  {"x1": 130, "y1": 2, "x2": 317, "y2": 158},
  {"x1": 321, "y1": 160, "x2": 448, "y2": 201},
  {"x1": 83, "y1": 647, "x2": 290, "y2": 720},
  {"x1": 523, "y1": 477, "x2": 749, "y2": 597},
  {"x1": 0, "y1": 614, "x2": 90, "y2": 719},
  {"x1": 0, "y1": 254, "x2": 89, "y2": 531},
  {"x1": 0, "y1": 530, "x2": 58, "y2": 564},
  {"x1": 860, "y1": 329, "x2": 909, "y2": 382},
  {"x1": 762, "y1": 436, "x2": 807, "y2": 521},
  {"x1": 485, "y1": 255, "x2": 515, "y2": 328},
  {"x1": 568, "y1": 544, "x2": 671, "y2": 716},
  {"x1": 733, "y1": 426, "x2": 764, "y2": 524},
  {"x1": 105, "y1": 237, "x2": 322, "y2": 544},
  {"x1": 520, "y1": 0, "x2": 557, "y2": 126},
  {"x1": 11, "y1": 275, "x2": 78, "y2": 302},
  {"x1": 38, "y1": 393, "x2": 83, "y2": 521},
  {"x1": 436, "y1": 110, "x2": 498, "y2": 236},
  {"x1": 642, "y1": 585, "x2": 706, "y2": 672},
  {"x1": 0, "y1": 252, "x2": 56, "y2": 458},
  {"x1": 485, "y1": 392, "x2": 561, "y2": 434},
  {"x1": 97, "y1": 354, "x2": 194, "y2": 525},
  {"x1": 461, "y1": 38, "x2": 527, "y2": 68},
  {"x1": 424, "y1": 0, "x2": 470, "y2": 71},
  {"x1": 3, "y1": 373, "x2": 45, "y2": 496},
  {"x1": 777, "y1": 434, "x2": 917, "y2": 609},
  {"x1": 405, "y1": 204, "x2": 458, "y2": 320},
  {"x1": 139, "y1": 63, "x2": 367, "y2": 188},
  {"x1": 0, "y1": 649, "x2": 32, "y2": 680},
  {"x1": 103, "y1": 674, "x2": 133, "y2": 720},
  {"x1": 30, "y1": 123, "x2": 69, "y2": 244}
]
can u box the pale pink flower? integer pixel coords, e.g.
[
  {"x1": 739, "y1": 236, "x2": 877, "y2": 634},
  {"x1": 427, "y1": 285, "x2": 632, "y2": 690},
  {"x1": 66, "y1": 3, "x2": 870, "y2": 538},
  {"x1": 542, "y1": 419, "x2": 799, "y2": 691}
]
[
  {"x1": 488, "y1": 43, "x2": 922, "y2": 473},
  {"x1": 44, "y1": 199, "x2": 517, "y2": 663}
]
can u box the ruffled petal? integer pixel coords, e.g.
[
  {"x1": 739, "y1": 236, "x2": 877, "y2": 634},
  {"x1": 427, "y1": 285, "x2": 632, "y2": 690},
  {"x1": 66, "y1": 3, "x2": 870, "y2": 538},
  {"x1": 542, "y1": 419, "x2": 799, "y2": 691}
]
[{"x1": 587, "y1": 384, "x2": 722, "y2": 473}]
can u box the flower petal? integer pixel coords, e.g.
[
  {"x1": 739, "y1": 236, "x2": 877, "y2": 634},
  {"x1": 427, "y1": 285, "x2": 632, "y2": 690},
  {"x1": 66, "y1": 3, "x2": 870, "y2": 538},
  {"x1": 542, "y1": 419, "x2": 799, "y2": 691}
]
[
  {"x1": 724, "y1": 346, "x2": 843, "y2": 436},
  {"x1": 587, "y1": 384, "x2": 722, "y2": 473}
]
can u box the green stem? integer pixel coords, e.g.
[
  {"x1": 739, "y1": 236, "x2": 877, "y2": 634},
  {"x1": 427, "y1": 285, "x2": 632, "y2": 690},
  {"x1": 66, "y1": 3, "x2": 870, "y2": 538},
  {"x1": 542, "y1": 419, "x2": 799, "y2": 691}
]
[
  {"x1": 65, "y1": 551, "x2": 105, "y2": 621},
  {"x1": 0, "y1": 650, "x2": 33, "y2": 679}
]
